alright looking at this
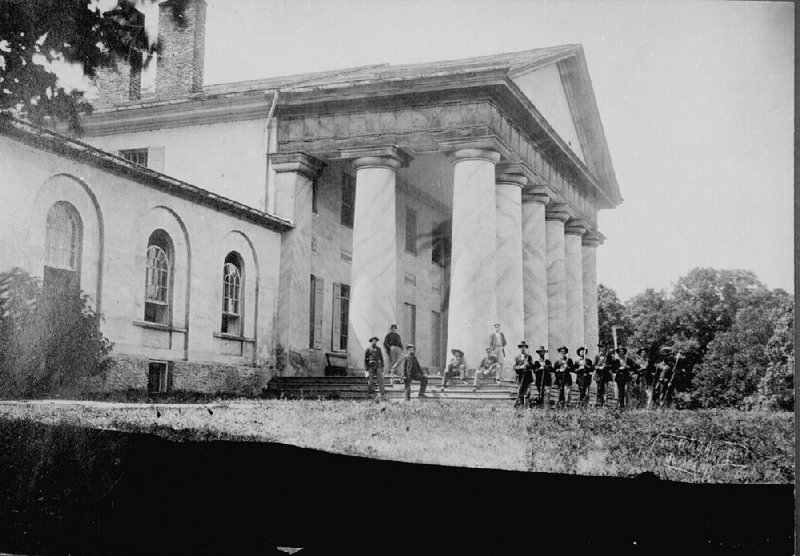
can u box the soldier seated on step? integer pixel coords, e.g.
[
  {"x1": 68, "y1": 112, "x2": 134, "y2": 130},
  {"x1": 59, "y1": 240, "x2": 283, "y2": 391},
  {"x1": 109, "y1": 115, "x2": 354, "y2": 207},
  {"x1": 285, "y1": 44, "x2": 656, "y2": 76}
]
[
  {"x1": 473, "y1": 348, "x2": 501, "y2": 391},
  {"x1": 440, "y1": 348, "x2": 467, "y2": 391}
]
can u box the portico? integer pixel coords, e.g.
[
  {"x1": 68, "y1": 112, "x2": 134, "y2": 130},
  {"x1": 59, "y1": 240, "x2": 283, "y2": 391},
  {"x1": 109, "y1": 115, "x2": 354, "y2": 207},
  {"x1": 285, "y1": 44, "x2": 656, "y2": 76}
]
[{"x1": 269, "y1": 47, "x2": 622, "y2": 374}]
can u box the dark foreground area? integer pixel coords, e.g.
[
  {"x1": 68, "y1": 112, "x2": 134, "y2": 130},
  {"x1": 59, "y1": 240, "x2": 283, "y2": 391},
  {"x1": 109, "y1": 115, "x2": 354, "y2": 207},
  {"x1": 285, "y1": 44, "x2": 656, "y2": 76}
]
[{"x1": 0, "y1": 417, "x2": 794, "y2": 555}]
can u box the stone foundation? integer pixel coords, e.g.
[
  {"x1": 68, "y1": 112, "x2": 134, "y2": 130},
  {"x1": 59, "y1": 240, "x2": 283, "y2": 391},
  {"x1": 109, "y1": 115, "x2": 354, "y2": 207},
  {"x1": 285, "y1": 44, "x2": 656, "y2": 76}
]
[{"x1": 100, "y1": 355, "x2": 271, "y2": 395}]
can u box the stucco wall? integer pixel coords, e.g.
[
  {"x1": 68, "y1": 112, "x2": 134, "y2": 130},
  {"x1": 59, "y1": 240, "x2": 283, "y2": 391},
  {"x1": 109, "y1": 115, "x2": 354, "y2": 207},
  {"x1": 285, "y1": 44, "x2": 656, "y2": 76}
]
[
  {"x1": 512, "y1": 64, "x2": 586, "y2": 162},
  {"x1": 0, "y1": 135, "x2": 282, "y2": 392},
  {"x1": 84, "y1": 117, "x2": 269, "y2": 211}
]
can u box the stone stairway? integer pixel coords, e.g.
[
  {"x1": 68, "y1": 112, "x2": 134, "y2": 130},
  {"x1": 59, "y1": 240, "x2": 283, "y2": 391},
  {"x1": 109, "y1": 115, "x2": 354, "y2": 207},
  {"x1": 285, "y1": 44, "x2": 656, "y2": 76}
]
[{"x1": 263, "y1": 375, "x2": 622, "y2": 407}]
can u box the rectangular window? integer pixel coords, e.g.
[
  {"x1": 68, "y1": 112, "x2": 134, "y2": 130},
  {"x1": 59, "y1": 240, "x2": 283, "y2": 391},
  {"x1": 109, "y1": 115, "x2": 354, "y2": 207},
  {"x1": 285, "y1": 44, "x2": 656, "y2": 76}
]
[
  {"x1": 403, "y1": 302, "x2": 416, "y2": 347},
  {"x1": 309, "y1": 275, "x2": 324, "y2": 349},
  {"x1": 311, "y1": 178, "x2": 319, "y2": 215},
  {"x1": 331, "y1": 283, "x2": 350, "y2": 352},
  {"x1": 430, "y1": 310, "x2": 443, "y2": 368},
  {"x1": 120, "y1": 148, "x2": 149, "y2": 166},
  {"x1": 405, "y1": 208, "x2": 417, "y2": 255},
  {"x1": 147, "y1": 361, "x2": 170, "y2": 394},
  {"x1": 431, "y1": 221, "x2": 447, "y2": 267},
  {"x1": 340, "y1": 173, "x2": 355, "y2": 228}
]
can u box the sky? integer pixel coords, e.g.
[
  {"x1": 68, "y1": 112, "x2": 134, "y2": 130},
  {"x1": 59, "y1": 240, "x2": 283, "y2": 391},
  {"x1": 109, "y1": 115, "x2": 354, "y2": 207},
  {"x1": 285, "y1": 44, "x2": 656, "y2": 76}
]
[{"x1": 133, "y1": 0, "x2": 796, "y2": 301}]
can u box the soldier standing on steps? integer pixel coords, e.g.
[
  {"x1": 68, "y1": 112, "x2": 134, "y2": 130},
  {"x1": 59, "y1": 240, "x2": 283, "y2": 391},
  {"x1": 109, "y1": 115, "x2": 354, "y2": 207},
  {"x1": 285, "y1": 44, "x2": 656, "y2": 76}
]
[
  {"x1": 489, "y1": 323, "x2": 507, "y2": 382},
  {"x1": 513, "y1": 341, "x2": 534, "y2": 408},
  {"x1": 364, "y1": 336, "x2": 386, "y2": 401},
  {"x1": 532, "y1": 346, "x2": 552, "y2": 408},
  {"x1": 400, "y1": 344, "x2": 428, "y2": 401},
  {"x1": 594, "y1": 345, "x2": 613, "y2": 407},
  {"x1": 553, "y1": 346, "x2": 575, "y2": 408},
  {"x1": 574, "y1": 346, "x2": 594, "y2": 407},
  {"x1": 384, "y1": 324, "x2": 404, "y2": 375}
]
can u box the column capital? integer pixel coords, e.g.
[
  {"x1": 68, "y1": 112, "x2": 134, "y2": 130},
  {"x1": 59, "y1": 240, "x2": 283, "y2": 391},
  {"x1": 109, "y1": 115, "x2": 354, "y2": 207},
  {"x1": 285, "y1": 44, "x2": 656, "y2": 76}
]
[
  {"x1": 521, "y1": 184, "x2": 552, "y2": 206},
  {"x1": 495, "y1": 171, "x2": 527, "y2": 188},
  {"x1": 439, "y1": 137, "x2": 507, "y2": 163},
  {"x1": 342, "y1": 145, "x2": 412, "y2": 171},
  {"x1": 565, "y1": 219, "x2": 590, "y2": 236},
  {"x1": 270, "y1": 152, "x2": 325, "y2": 179},
  {"x1": 582, "y1": 230, "x2": 606, "y2": 247},
  {"x1": 545, "y1": 202, "x2": 573, "y2": 223}
]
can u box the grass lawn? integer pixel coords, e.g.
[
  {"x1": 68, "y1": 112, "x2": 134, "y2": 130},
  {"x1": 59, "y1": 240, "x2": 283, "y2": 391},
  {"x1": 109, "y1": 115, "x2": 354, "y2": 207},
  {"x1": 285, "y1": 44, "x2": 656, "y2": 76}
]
[{"x1": 0, "y1": 399, "x2": 792, "y2": 483}]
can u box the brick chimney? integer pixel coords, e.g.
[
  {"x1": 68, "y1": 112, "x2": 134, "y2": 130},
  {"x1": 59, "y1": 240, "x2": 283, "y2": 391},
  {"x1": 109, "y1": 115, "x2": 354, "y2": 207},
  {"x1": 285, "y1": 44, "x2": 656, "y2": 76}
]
[
  {"x1": 155, "y1": 0, "x2": 207, "y2": 99},
  {"x1": 92, "y1": 9, "x2": 144, "y2": 106}
]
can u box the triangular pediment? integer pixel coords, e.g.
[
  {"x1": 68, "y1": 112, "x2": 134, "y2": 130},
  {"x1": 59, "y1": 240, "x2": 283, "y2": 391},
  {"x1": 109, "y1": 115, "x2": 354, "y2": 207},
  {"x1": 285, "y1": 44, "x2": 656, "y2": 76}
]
[{"x1": 507, "y1": 46, "x2": 621, "y2": 204}]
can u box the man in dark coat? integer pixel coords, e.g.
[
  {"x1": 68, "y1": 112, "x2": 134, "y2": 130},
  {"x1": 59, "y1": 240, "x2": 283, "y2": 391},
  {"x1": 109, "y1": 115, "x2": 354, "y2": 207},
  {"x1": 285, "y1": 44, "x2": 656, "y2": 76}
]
[
  {"x1": 513, "y1": 341, "x2": 534, "y2": 408},
  {"x1": 594, "y1": 344, "x2": 613, "y2": 407},
  {"x1": 383, "y1": 324, "x2": 404, "y2": 374},
  {"x1": 574, "y1": 346, "x2": 594, "y2": 407},
  {"x1": 532, "y1": 346, "x2": 552, "y2": 408},
  {"x1": 440, "y1": 348, "x2": 467, "y2": 390},
  {"x1": 635, "y1": 348, "x2": 655, "y2": 409},
  {"x1": 364, "y1": 336, "x2": 386, "y2": 400},
  {"x1": 400, "y1": 344, "x2": 428, "y2": 401},
  {"x1": 614, "y1": 347, "x2": 637, "y2": 409},
  {"x1": 553, "y1": 346, "x2": 575, "y2": 408}
]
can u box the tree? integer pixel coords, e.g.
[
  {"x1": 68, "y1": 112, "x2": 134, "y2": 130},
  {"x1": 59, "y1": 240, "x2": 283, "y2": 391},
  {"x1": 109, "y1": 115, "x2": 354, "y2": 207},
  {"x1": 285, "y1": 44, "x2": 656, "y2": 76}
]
[
  {"x1": 0, "y1": 268, "x2": 112, "y2": 398},
  {"x1": 0, "y1": 0, "x2": 186, "y2": 133},
  {"x1": 626, "y1": 288, "x2": 675, "y2": 359},
  {"x1": 597, "y1": 283, "x2": 631, "y2": 348}
]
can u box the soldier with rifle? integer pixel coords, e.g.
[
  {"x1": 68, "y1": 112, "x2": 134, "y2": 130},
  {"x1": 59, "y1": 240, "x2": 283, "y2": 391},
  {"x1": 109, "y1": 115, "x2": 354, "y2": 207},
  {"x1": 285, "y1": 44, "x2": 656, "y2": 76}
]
[
  {"x1": 655, "y1": 350, "x2": 682, "y2": 409},
  {"x1": 513, "y1": 341, "x2": 535, "y2": 408},
  {"x1": 614, "y1": 347, "x2": 636, "y2": 409},
  {"x1": 594, "y1": 344, "x2": 613, "y2": 407},
  {"x1": 553, "y1": 346, "x2": 575, "y2": 408},
  {"x1": 574, "y1": 346, "x2": 594, "y2": 407},
  {"x1": 532, "y1": 346, "x2": 552, "y2": 408}
]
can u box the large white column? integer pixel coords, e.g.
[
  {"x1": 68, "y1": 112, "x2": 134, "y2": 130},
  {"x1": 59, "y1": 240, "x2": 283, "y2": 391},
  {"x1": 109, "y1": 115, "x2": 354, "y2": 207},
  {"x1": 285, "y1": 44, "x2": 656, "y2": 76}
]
[
  {"x1": 522, "y1": 187, "x2": 550, "y2": 352},
  {"x1": 545, "y1": 203, "x2": 571, "y2": 352},
  {"x1": 565, "y1": 219, "x2": 587, "y2": 351},
  {"x1": 272, "y1": 152, "x2": 325, "y2": 375},
  {"x1": 495, "y1": 171, "x2": 526, "y2": 380},
  {"x1": 582, "y1": 230, "x2": 605, "y2": 354},
  {"x1": 446, "y1": 148, "x2": 501, "y2": 372},
  {"x1": 347, "y1": 153, "x2": 402, "y2": 372}
]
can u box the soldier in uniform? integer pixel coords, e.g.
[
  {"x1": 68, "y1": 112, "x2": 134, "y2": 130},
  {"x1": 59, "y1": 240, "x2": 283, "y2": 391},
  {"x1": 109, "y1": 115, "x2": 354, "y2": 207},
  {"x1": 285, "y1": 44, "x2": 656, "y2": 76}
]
[
  {"x1": 473, "y1": 347, "x2": 500, "y2": 391},
  {"x1": 440, "y1": 348, "x2": 467, "y2": 391},
  {"x1": 531, "y1": 346, "x2": 552, "y2": 408},
  {"x1": 574, "y1": 346, "x2": 594, "y2": 407},
  {"x1": 553, "y1": 346, "x2": 575, "y2": 408},
  {"x1": 364, "y1": 336, "x2": 386, "y2": 400},
  {"x1": 513, "y1": 341, "x2": 534, "y2": 408},
  {"x1": 614, "y1": 347, "x2": 636, "y2": 409},
  {"x1": 655, "y1": 349, "x2": 681, "y2": 409},
  {"x1": 400, "y1": 344, "x2": 428, "y2": 401},
  {"x1": 383, "y1": 324, "x2": 404, "y2": 375},
  {"x1": 489, "y1": 323, "x2": 507, "y2": 382},
  {"x1": 594, "y1": 344, "x2": 613, "y2": 407},
  {"x1": 635, "y1": 348, "x2": 654, "y2": 409}
]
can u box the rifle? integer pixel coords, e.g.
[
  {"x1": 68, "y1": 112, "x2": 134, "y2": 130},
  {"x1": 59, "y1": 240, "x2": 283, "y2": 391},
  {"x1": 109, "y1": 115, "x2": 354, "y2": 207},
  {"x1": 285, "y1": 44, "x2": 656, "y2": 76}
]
[{"x1": 659, "y1": 352, "x2": 682, "y2": 409}]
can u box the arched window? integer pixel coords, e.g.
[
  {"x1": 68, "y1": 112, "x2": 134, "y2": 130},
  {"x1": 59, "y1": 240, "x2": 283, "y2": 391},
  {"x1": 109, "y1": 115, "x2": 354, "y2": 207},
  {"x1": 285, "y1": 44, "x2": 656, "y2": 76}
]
[
  {"x1": 221, "y1": 252, "x2": 243, "y2": 335},
  {"x1": 44, "y1": 202, "x2": 82, "y2": 296},
  {"x1": 144, "y1": 230, "x2": 173, "y2": 324}
]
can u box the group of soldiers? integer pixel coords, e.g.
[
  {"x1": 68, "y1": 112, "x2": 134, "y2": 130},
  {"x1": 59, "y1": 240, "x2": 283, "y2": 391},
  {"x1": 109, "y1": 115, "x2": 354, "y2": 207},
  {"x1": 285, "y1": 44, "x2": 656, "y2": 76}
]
[
  {"x1": 504, "y1": 342, "x2": 682, "y2": 409},
  {"x1": 363, "y1": 321, "x2": 682, "y2": 408}
]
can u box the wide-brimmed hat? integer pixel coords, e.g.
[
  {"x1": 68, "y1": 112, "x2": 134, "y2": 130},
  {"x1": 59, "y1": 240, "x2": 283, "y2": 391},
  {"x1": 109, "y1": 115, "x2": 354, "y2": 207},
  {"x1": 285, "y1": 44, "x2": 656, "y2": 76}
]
[
  {"x1": 617, "y1": 346, "x2": 628, "y2": 354},
  {"x1": 636, "y1": 348, "x2": 648, "y2": 357},
  {"x1": 451, "y1": 348, "x2": 464, "y2": 356},
  {"x1": 406, "y1": 343, "x2": 415, "y2": 349},
  {"x1": 557, "y1": 346, "x2": 568, "y2": 354},
  {"x1": 518, "y1": 341, "x2": 529, "y2": 349},
  {"x1": 369, "y1": 336, "x2": 379, "y2": 343},
  {"x1": 390, "y1": 324, "x2": 398, "y2": 329},
  {"x1": 485, "y1": 347, "x2": 493, "y2": 352},
  {"x1": 576, "y1": 346, "x2": 587, "y2": 356},
  {"x1": 535, "y1": 346, "x2": 548, "y2": 355}
]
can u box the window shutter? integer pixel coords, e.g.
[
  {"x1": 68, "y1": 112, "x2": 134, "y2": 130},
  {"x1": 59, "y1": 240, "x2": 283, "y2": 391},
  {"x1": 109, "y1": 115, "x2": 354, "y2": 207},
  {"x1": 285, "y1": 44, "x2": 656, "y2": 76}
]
[
  {"x1": 148, "y1": 146, "x2": 165, "y2": 172},
  {"x1": 313, "y1": 277, "x2": 324, "y2": 349},
  {"x1": 331, "y1": 283, "x2": 341, "y2": 351}
]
